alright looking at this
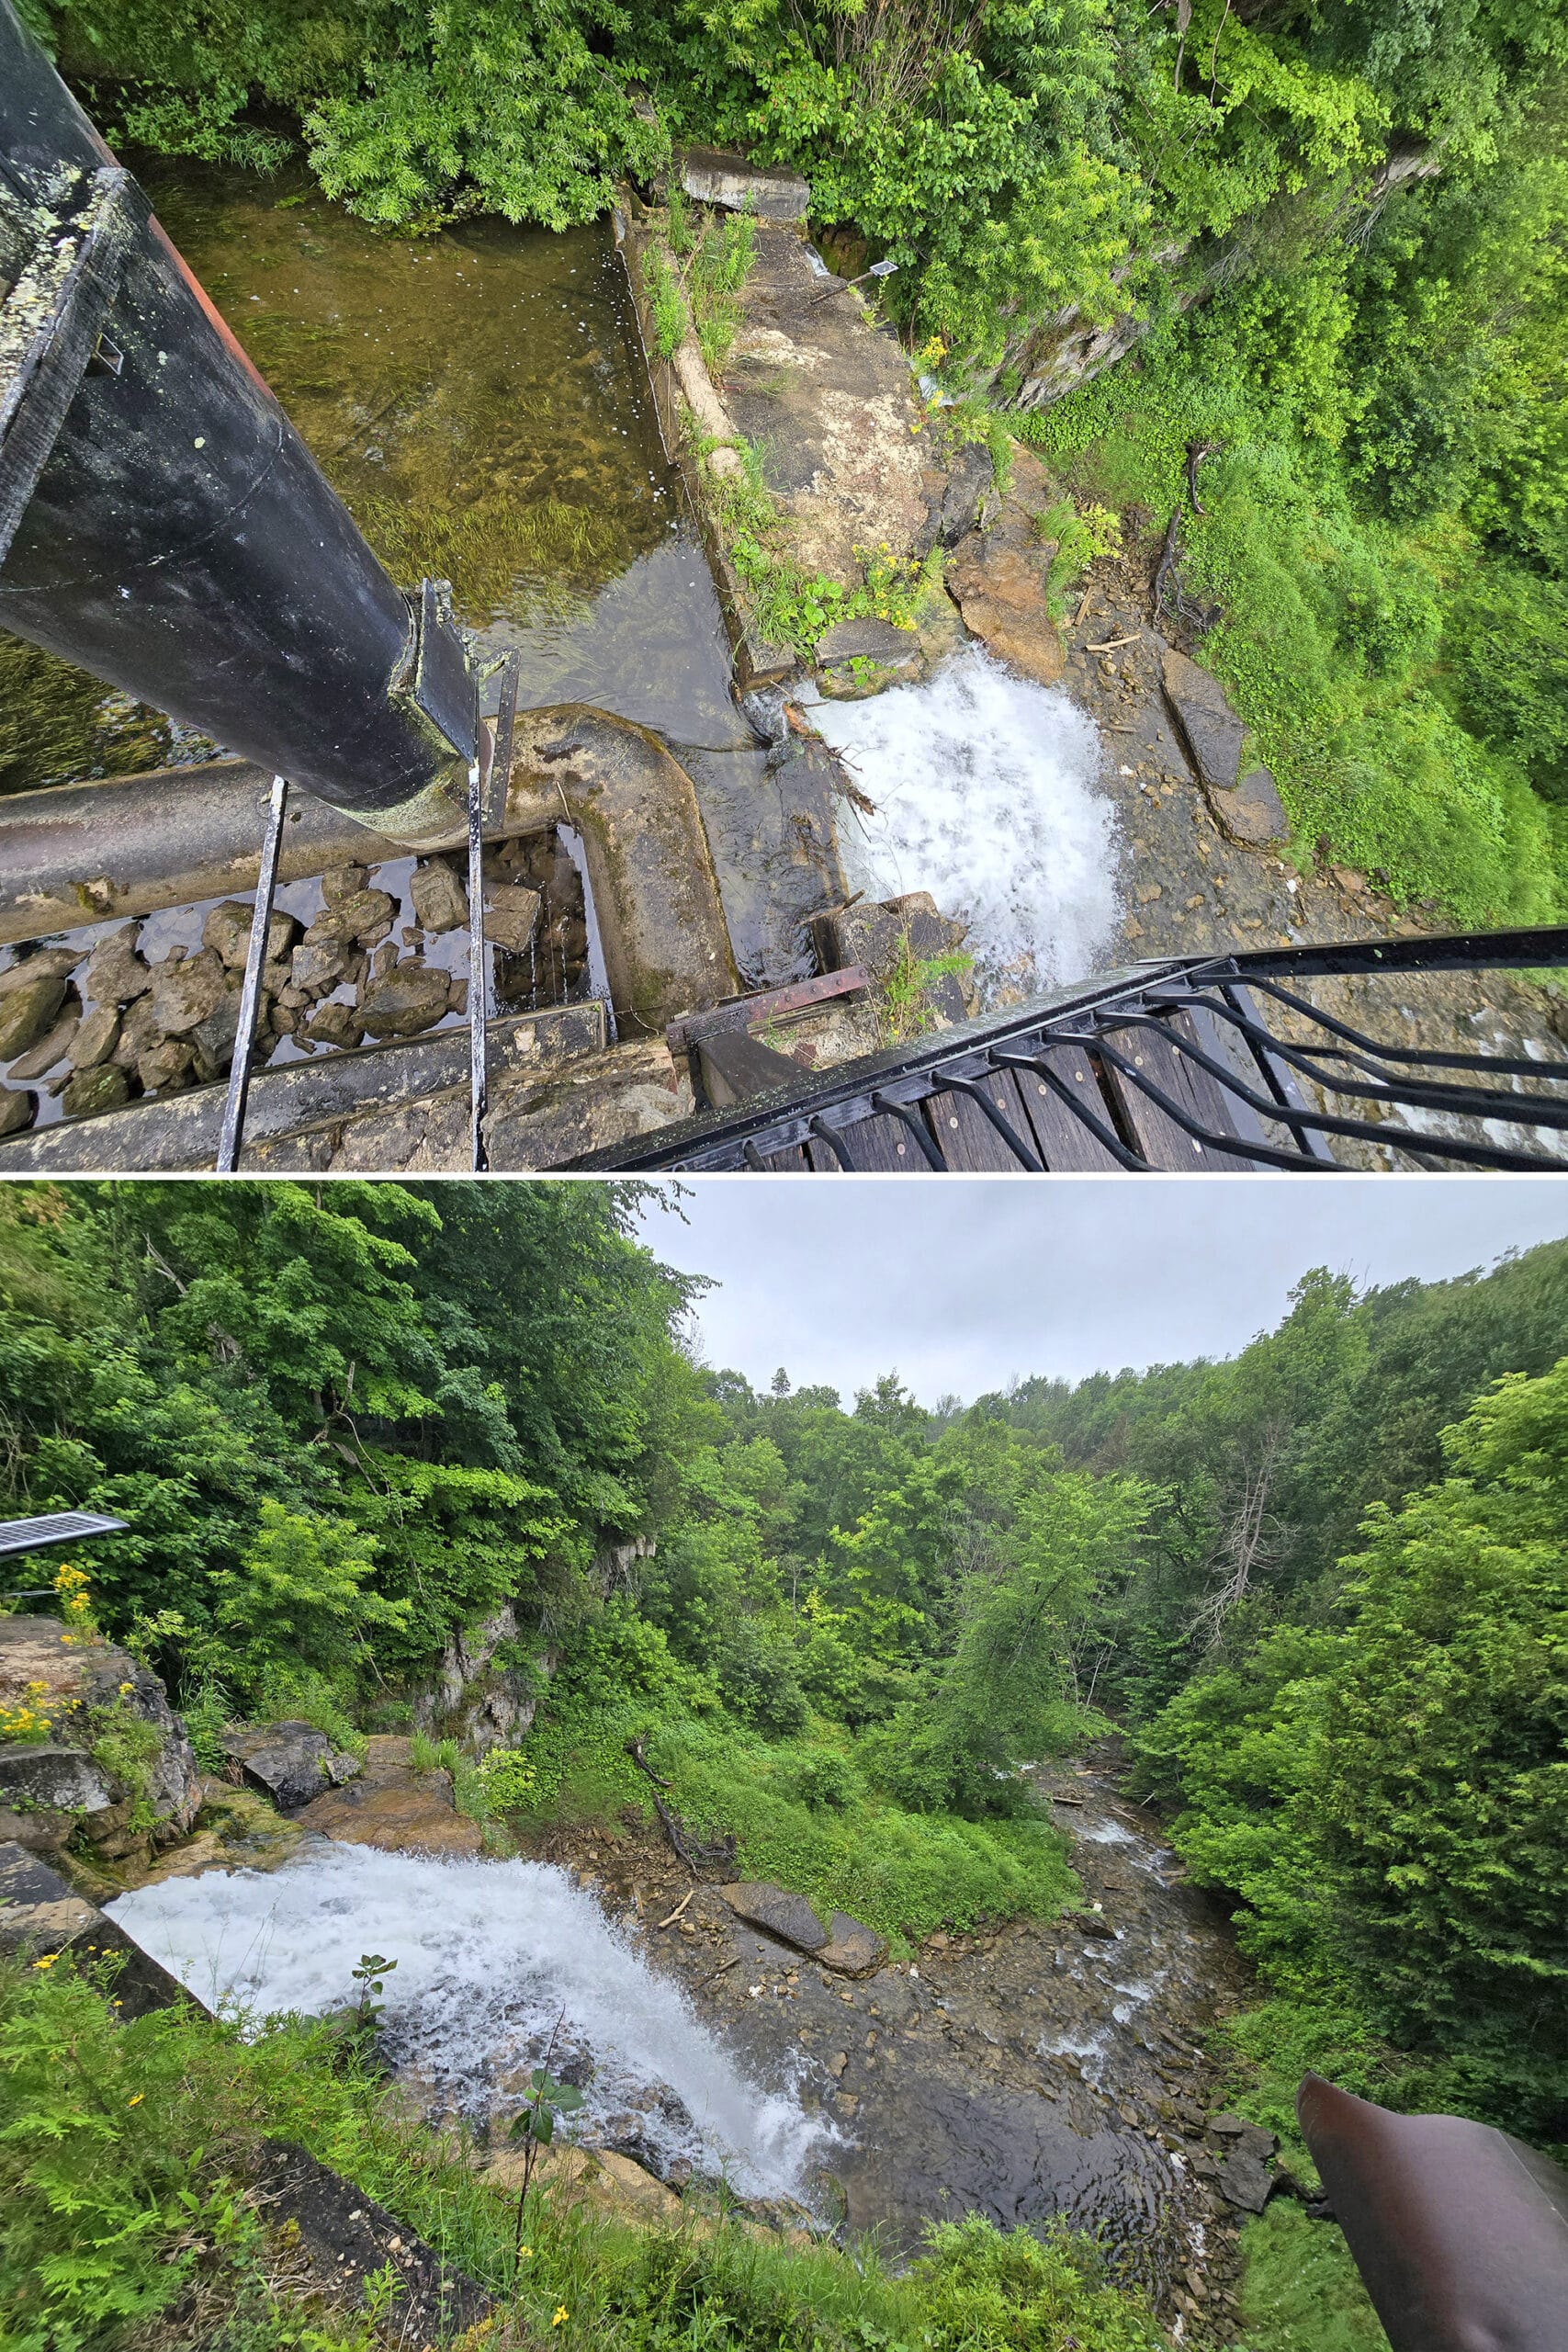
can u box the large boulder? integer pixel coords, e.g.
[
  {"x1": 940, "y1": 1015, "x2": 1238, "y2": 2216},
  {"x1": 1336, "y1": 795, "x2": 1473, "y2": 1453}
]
[
  {"x1": 0, "y1": 1840, "x2": 203, "y2": 2016},
  {"x1": 946, "y1": 527, "x2": 1066, "y2": 688},
  {"x1": 721, "y1": 1880, "x2": 886, "y2": 1976},
  {"x1": 0, "y1": 1744, "x2": 114, "y2": 1821},
  {"x1": 1161, "y1": 646, "x2": 1246, "y2": 793},
  {"x1": 1207, "y1": 764, "x2": 1289, "y2": 848},
  {"x1": 0, "y1": 1617, "x2": 201, "y2": 1861},
  {"x1": 293, "y1": 1734, "x2": 480, "y2": 1855},
  {"x1": 221, "y1": 1721, "x2": 363, "y2": 1812},
  {"x1": 254, "y1": 2142, "x2": 492, "y2": 2338}
]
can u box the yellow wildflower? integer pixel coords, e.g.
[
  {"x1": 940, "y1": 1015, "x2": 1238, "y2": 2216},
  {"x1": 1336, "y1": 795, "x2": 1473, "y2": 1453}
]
[
  {"x1": 552, "y1": 2310, "x2": 570, "y2": 2328},
  {"x1": 518, "y1": 2247, "x2": 533, "y2": 2260},
  {"x1": 33, "y1": 1955, "x2": 56, "y2": 1969},
  {"x1": 128, "y1": 2093, "x2": 144, "y2": 2107}
]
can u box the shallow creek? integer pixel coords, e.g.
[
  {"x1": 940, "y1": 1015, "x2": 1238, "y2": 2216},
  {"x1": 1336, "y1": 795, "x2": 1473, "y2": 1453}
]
[
  {"x1": 109, "y1": 1750, "x2": 1252, "y2": 2333},
  {"x1": 0, "y1": 163, "x2": 829, "y2": 983}
]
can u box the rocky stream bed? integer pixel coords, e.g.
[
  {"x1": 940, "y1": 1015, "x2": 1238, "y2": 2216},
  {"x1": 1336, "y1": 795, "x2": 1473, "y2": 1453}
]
[{"x1": 78, "y1": 1723, "x2": 1288, "y2": 2346}]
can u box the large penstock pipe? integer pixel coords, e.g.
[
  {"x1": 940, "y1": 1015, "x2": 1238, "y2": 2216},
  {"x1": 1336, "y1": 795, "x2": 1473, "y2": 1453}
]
[
  {"x1": 0, "y1": 0, "x2": 479, "y2": 844},
  {"x1": 1296, "y1": 2075, "x2": 1568, "y2": 2352}
]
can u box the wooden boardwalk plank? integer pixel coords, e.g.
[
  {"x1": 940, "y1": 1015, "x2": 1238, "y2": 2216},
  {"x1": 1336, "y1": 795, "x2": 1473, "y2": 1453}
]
[
  {"x1": 1010, "y1": 1046, "x2": 1126, "y2": 1170},
  {"x1": 1096, "y1": 1012, "x2": 1255, "y2": 1170},
  {"x1": 924, "y1": 1078, "x2": 1034, "y2": 1170}
]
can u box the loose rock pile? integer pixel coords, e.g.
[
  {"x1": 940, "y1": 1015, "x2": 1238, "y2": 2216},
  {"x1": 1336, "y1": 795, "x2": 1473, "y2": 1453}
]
[{"x1": 0, "y1": 831, "x2": 591, "y2": 1137}]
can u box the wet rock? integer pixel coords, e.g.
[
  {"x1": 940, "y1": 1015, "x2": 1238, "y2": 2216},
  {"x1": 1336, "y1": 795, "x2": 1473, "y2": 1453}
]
[
  {"x1": 222, "y1": 1722, "x2": 363, "y2": 1812},
  {"x1": 0, "y1": 1087, "x2": 35, "y2": 1137},
  {"x1": 321, "y1": 864, "x2": 369, "y2": 904},
  {"x1": 1209, "y1": 2113, "x2": 1279, "y2": 2161},
  {"x1": 1077, "y1": 1910, "x2": 1117, "y2": 1939},
  {"x1": 254, "y1": 2140, "x2": 492, "y2": 2338},
  {"x1": 291, "y1": 940, "x2": 351, "y2": 997},
  {"x1": 359, "y1": 964, "x2": 451, "y2": 1039},
  {"x1": 817, "y1": 1912, "x2": 887, "y2": 1977},
  {"x1": 62, "y1": 1063, "x2": 131, "y2": 1119},
  {"x1": 10, "y1": 1003, "x2": 81, "y2": 1080},
  {"x1": 0, "y1": 948, "x2": 78, "y2": 994},
  {"x1": 302, "y1": 1001, "x2": 365, "y2": 1051},
  {"x1": 0, "y1": 971, "x2": 68, "y2": 1059},
  {"x1": 484, "y1": 885, "x2": 542, "y2": 956},
  {"x1": 722, "y1": 1881, "x2": 832, "y2": 1954},
  {"x1": 294, "y1": 1734, "x2": 480, "y2": 1855},
  {"x1": 85, "y1": 924, "x2": 152, "y2": 1007},
  {"x1": 136, "y1": 1041, "x2": 195, "y2": 1095},
  {"x1": 1207, "y1": 765, "x2": 1288, "y2": 848},
  {"x1": 192, "y1": 988, "x2": 243, "y2": 1075},
  {"x1": 812, "y1": 892, "x2": 972, "y2": 1026},
  {"x1": 817, "y1": 617, "x2": 922, "y2": 668},
  {"x1": 936, "y1": 442, "x2": 996, "y2": 548},
  {"x1": 203, "y1": 901, "x2": 299, "y2": 969},
  {"x1": 0, "y1": 1841, "x2": 203, "y2": 2016},
  {"x1": 1214, "y1": 2149, "x2": 1273, "y2": 2212},
  {"x1": 308, "y1": 888, "x2": 397, "y2": 951},
  {"x1": 0, "y1": 1743, "x2": 114, "y2": 1817},
  {"x1": 68, "y1": 1003, "x2": 120, "y2": 1071},
  {"x1": 1160, "y1": 648, "x2": 1245, "y2": 794},
  {"x1": 676, "y1": 145, "x2": 809, "y2": 220},
  {"x1": 411, "y1": 860, "x2": 469, "y2": 934},
  {"x1": 151, "y1": 949, "x2": 225, "y2": 1036},
  {"x1": 946, "y1": 522, "x2": 1065, "y2": 687}
]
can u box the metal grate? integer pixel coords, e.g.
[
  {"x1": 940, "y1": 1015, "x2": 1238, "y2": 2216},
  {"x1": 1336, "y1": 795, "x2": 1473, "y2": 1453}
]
[
  {"x1": 576, "y1": 928, "x2": 1568, "y2": 1173},
  {"x1": 0, "y1": 1510, "x2": 129, "y2": 1556}
]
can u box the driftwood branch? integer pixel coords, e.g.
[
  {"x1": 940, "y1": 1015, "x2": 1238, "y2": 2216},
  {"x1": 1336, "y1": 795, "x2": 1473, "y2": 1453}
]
[
  {"x1": 1151, "y1": 506, "x2": 1182, "y2": 624},
  {"x1": 625, "y1": 1737, "x2": 738, "y2": 1876},
  {"x1": 1185, "y1": 438, "x2": 1220, "y2": 516}
]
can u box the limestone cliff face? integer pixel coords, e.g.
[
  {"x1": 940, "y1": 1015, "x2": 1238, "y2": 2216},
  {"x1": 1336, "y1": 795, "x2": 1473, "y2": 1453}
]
[
  {"x1": 0, "y1": 1615, "x2": 201, "y2": 1862},
  {"x1": 412, "y1": 1537, "x2": 656, "y2": 1756},
  {"x1": 412, "y1": 1602, "x2": 546, "y2": 1757}
]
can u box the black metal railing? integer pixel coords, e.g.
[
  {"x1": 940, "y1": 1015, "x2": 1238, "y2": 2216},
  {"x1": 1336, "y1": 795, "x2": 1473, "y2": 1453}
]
[{"x1": 575, "y1": 929, "x2": 1568, "y2": 1172}]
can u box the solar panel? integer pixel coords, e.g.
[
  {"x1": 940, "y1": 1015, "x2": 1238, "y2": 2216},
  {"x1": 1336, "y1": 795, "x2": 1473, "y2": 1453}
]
[{"x1": 0, "y1": 1511, "x2": 129, "y2": 1557}]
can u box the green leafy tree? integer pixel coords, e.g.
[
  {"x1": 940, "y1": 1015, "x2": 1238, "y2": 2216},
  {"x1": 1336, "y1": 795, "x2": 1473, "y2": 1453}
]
[
  {"x1": 1315, "y1": 1360, "x2": 1568, "y2": 2116},
  {"x1": 215, "y1": 1500, "x2": 410, "y2": 1696}
]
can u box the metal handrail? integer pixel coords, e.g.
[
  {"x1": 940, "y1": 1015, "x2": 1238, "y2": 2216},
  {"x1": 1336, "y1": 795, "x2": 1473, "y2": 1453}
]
[{"x1": 574, "y1": 930, "x2": 1568, "y2": 1172}]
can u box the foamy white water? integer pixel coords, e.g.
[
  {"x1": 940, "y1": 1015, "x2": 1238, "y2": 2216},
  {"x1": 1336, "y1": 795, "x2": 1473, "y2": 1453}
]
[
  {"x1": 806, "y1": 647, "x2": 1120, "y2": 1002},
  {"x1": 108, "y1": 1846, "x2": 828, "y2": 2199}
]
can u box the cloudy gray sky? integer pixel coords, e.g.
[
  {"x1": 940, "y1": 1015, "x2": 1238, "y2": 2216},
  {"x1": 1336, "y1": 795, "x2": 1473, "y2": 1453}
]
[{"x1": 635, "y1": 1179, "x2": 1568, "y2": 1403}]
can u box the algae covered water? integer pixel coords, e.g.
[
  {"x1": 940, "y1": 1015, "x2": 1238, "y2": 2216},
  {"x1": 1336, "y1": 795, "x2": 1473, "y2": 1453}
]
[{"x1": 0, "y1": 163, "x2": 740, "y2": 793}]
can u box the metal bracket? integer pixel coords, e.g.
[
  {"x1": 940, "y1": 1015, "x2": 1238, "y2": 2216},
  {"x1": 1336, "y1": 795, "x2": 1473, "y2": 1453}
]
[{"x1": 215, "y1": 773, "x2": 288, "y2": 1172}]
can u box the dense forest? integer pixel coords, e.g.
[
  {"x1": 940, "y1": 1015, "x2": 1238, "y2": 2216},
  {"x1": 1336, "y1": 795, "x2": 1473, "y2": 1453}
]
[
  {"x1": 2, "y1": 1179, "x2": 1563, "y2": 2177},
  {"x1": 18, "y1": 0, "x2": 1568, "y2": 926}
]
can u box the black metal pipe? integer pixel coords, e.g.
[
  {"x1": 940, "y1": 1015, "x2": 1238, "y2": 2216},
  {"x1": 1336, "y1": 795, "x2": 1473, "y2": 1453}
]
[{"x1": 0, "y1": 0, "x2": 478, "y2": 842}]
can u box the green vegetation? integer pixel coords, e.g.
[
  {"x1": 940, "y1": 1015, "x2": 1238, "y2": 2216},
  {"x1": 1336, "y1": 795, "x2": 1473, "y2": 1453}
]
[
  {"x1": 14, "y1": 0, "x2": 1560, "y2": 913},
  {"x1": 1234, "y1": 2204, "x2": 1384, "y2": 2352},
  {"x1": 4, "y1": 1188, "x2": 1568, "y2": 2346},
  {"x1": 1019, "y1": 128, "x2": 1568, "y2": 923},
  {"x1": 1, "y1": 1947, "x2": 1167, "y2": 2352}
]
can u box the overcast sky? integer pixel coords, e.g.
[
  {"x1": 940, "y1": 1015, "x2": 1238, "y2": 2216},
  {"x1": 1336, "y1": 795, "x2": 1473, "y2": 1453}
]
[{"x1": 633, "y1": 1179, "x2": 1568, "y2": 1403}]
